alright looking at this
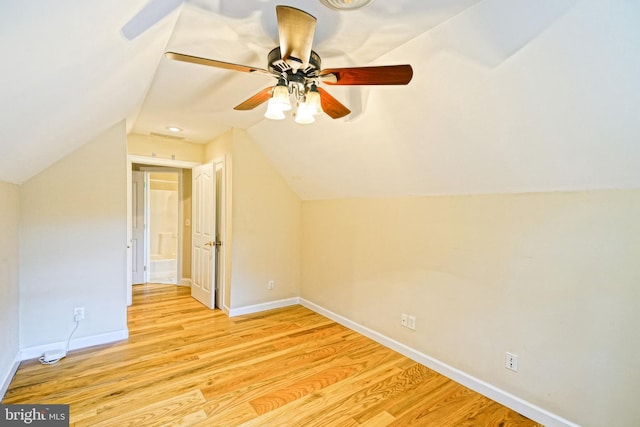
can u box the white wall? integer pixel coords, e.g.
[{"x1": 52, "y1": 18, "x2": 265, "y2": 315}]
[
  {"x1": 0, "y1": 181, "x2": 20, "y2": 396},
  {"x1": 19, "y1": 121, "x2": 129, "y2": 354},
  {"x1": 301, "y1": 190, "x2": 640, "y2": 427}
]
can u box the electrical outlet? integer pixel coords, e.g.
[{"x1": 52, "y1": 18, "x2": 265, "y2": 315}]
[
  {"x1": 401, "y1": 313, "x2": 408, "y2": 327},
  {"x1": 506, "y1": 352, "x2": 518, "y2": 372},
  {"x1": 408, "y1": 315, "x2": 416, "y2": 330},
  {"x1": 268, "y1": 280, "x2": 275, "y2": 290},
  {"x1": 74, "y1": 307, "x2": 85, "y2": 321}
]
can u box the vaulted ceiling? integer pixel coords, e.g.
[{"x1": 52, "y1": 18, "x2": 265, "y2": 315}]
[{"x1": 1, "y1": 0, "x2": 639, "y2": 199}]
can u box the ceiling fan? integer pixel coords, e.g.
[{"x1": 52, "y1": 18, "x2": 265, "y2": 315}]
[{"x1": 165, "y1": 5, "x2": 413, "y2": 124}]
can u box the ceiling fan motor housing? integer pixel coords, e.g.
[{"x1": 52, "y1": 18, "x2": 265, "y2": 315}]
[{"x1": 268, "y1": 47, "x2": 321, "y2": 81}]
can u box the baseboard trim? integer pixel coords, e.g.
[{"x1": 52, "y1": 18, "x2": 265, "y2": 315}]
[
  {"x1": 299, "y1": 298, "x2": 579, "y2": 427},
  {"x1": 180, "y1": 278, "x2": 191, "y2": 287},
  {"x1": 0, "y1": 352, "x2": 21, "y2": 399},
  {"x1": 228, "y1": 297, "x2": 300, "y2": 317},
  {"x1": 19, "y1": 329, "x2": 129, "y2": 361}
]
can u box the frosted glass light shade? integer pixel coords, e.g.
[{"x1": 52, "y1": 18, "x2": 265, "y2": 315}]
[
  {"x1": 264, "y1": 99, "x2": 286, "y2": 120},
  {"x1": 295, "y1": 102, "x2": 316, "y2": 124},
  {"x1": 271, "y1": 84, "x2": 292, "y2": 111},
  {"x1": 306, "y1": 89, "x2": 322, "y2": 115}
]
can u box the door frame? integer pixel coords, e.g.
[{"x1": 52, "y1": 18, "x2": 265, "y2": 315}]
[
  {"x1": 126, "y1": 155, "x2": 227, "y2": 309},
  {"x1": 131, "y1": 170, "x2": 145, "y2": 285},
  {"x1": 126, "y1": 155, "x2": 198, "y2": 305},
  {"x1": 214, "y1": 160, "x2": 226, "y2": 310}
]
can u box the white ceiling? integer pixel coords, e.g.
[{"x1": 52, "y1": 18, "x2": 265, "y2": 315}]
[{"x1": 1, "y1": 0, "x2": 639, "y2": 199}]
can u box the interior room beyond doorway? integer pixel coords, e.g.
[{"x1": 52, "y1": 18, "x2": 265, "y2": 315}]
[{"x1": 131, "y1": 164, "x2": 192, "y2": 287}]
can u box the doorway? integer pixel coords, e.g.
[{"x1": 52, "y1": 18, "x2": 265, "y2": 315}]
[
  {"x1": 131, "y1": 166, "x2": 183, "y2": 286},
  {"x1": 126, "y1": 156, "x2": 226, "y2": 311}
]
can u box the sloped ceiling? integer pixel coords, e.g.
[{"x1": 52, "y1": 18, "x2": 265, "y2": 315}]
[{"x1": 1, "y1": 0, "x2": 639, "y2": 199}]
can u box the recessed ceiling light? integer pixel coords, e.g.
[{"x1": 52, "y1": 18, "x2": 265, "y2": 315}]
[
  {"x1": 319, "y1": 0, "x2": 375, "y2": 11},
  {"x1": 166, "y1": 126, "x2": 182, "y2": 132}
]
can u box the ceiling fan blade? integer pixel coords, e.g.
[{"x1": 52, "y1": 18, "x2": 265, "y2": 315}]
[
  {"x1": 276, "y1": 6, "x2": 316, "y2": 70},
  {"x1": 319, "y1": 65, "x2": 413, "y2": 86},
  {"x1": 317, "y1": 88, "x2": 351, "y2": 119},
  {"x1": 165, "y1": 52, "x2": 272, "y2": 76},
  {"x1": 234, "y1": 87, "x2": 274, "y2": 111}
]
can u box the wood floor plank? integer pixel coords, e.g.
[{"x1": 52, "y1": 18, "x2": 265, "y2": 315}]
[
  {"x1": 78, "y1": 389, "x2": 206, "y2": 427},
  {"x1": 360, "y1": 410, "x2": 397, "y2": 426},
  {"x1": 239, "y1": 354, "x2": 429, "y2": 427},
  {"x1": 3, "y1": 284, "x2": 542, "y2": 426},
  {"x1": 249, "y1": 363, "x2": 361, "y2": 415}
]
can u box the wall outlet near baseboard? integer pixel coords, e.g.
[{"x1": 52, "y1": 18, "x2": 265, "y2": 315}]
[
  {"x1": 401, "y1": 313, "x2": 416, "y2": 330},
  {"x1": 408, "y1": 315, "x2": 416, "y2": 330},
  {"x1": 74, "y1": 307, "x2": 85, "y2": 321},
  {"x1": 267, "y1": 280, "x2": 275, "y2": 290},
  {"x1": 506, "y1": 352, "x2": 518, "y2": 372}
]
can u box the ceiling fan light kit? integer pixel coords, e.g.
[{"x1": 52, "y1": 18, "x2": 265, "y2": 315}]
[
  {"x1": 165, "y1": 5, "x2": 411, "y2": 124},
  {"x1": 319, "y1": 0, "x2": 375, "y2": 11},
  {"x1": 265, "y1": 83, "x2": 323, "y2": 124}
]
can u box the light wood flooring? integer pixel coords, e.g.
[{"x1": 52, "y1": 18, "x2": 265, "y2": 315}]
[{"x1": 3, "y1": 284, "x2": 542, "y2": 426}]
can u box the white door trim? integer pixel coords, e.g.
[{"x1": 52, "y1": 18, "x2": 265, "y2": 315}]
[
  {"x1": 131, "y1": 170, "x2": 145, "y2": 285},
  {"x1": 128, "y1": 155, "x2": 200, "y2": 169},
  {"x1": 214, "y1": 159, "x2": 226, "y2": 310}
]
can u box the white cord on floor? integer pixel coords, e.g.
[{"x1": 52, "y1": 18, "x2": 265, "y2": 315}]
[{"x1": 38, "y1": 320, "x2": 80, "y2": 365}]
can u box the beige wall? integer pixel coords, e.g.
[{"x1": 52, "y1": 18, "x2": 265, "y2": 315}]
[
  {"x1": 0, "y1": 181, "x2": 20, "y2": 393},
  {"x1": 128, "y1": 133, "x2": 204, "y2": 163},
  {"x1": 301, "y1": 191, "x2": 640, "y2": 427},
  {"x1": 4, "y1": 118, "x2": 635, "y2": 424},
  {"x1": 205, "y1": 129, "x2": 301, "y2": 309},
  {"x1": 20, "y1": 121, "x2": 128, "y2": 349},
  {"x1": 229, "y1": 130, "x2": 301, "y2": 308}
]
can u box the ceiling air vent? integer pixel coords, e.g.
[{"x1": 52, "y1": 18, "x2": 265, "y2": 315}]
[{"x1": 319, "y1": 0, "x2": 375, "y2": 11}]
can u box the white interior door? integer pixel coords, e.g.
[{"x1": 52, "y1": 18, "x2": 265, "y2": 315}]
[
  {"x1": 131, "y1": 171, "x2": 145, "y2": 284},
  {"x1": 191, "y1": 163, "x2": 216, "y2": 308}
]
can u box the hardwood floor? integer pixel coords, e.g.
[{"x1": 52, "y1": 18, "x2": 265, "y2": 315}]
[{"x1": 3, "y1": 284, "x2": 542, "y2": 426}]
